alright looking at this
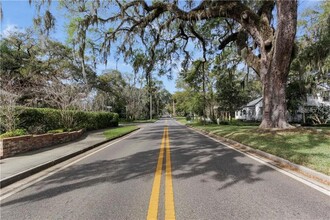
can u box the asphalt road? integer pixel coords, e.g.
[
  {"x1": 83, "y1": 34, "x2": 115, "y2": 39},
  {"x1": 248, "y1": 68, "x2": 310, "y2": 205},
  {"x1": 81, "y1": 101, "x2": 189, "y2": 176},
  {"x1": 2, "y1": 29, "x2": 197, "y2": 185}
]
[{"x1": 1, "y1": 118, "x2": 329, "y2": 220}]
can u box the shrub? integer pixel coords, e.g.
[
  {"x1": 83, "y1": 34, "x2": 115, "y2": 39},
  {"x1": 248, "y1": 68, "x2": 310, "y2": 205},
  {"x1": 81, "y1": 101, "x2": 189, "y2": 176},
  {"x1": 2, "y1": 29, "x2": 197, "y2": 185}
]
[
  {"x1": 0, "y1": 129, "x2": 27, "y2": 139},
  {"x1": 17, "y1": 107, "x2": 61, "y2": 133},
  {"x1": 47, "y1": 129, "x2": 65, "y2": 134},
  {"x1": 5, "y1": 107, "x2": 119, "y2": 134}
]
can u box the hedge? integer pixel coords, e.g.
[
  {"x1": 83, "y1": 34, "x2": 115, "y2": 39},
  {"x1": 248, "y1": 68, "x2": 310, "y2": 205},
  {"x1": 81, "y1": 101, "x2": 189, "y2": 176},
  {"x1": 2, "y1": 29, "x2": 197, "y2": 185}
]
[{"x1": 14, "y1": 107, "x2": 118, "y2": 134}]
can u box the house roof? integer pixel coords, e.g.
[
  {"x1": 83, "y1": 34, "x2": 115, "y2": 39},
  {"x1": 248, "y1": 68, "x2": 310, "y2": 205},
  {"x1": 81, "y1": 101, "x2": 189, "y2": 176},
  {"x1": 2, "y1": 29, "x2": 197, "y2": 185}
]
[
  {"x1": 245, "y1": 97, "x2": 263, "y2": 107},
  {"x1": 236, "y1": 97, "x2": 263, "y2": 111}
]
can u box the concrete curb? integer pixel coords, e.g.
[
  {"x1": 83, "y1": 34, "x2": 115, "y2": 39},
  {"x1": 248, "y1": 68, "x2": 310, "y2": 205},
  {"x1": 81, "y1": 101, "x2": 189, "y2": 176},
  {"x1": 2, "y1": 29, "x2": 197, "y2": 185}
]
[
  {"x1": 0, "y1": 127, "x2": 140, "y2": 188},
  {"x1": 182, "y1": 123, "x2": 330, "y2": 187}
]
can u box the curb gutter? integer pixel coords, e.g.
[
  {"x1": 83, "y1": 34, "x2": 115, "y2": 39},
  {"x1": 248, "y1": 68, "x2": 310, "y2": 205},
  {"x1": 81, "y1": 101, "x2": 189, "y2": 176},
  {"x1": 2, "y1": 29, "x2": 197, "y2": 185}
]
[
  {"x1": 0, "y1": 127, "x2": 140, "y2": 188},
  {"x1": 185, "y1": 124, "x2": 330, "y2": 188}
]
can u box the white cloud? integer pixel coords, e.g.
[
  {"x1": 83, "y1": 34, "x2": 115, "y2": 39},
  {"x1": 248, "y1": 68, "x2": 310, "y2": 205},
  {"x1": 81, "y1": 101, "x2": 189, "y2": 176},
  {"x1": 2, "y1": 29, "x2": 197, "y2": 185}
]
[{"x1": 1, "y1": 24, "x2": 23, "y2": 38}]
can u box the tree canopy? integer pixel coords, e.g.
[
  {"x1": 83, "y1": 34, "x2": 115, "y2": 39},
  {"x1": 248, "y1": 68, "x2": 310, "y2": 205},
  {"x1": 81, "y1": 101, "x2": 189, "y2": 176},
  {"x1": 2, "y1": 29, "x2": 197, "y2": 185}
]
[{"x1": 32, "y1": 0, "x2": 299, "y2": 128}]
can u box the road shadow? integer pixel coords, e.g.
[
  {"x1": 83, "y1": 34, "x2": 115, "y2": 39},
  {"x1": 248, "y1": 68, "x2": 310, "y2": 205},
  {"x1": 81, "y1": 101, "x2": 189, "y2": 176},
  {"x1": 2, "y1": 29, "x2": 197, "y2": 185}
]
[
  {"x1": 167, "y1": 124, "x2": 273, "y2": 190},
  {"x1": 1, "y1": 122, "x2": 273, "y2": 207}
]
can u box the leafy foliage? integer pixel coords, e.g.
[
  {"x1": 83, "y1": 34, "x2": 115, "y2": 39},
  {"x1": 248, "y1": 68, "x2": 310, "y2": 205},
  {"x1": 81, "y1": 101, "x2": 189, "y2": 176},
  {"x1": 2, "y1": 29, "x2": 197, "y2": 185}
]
[
  {"x1": 293, "y1": 1, "x2": 330, "y2": 84},
  {"x1": 215, "y1": 72, "x2": 249, "y2": 115},
  {"x1": 0, "y1": 129, "x2": 27, "y2": 139},
  {"x1": 0, "y1": 29, "x2": 97, "y2": 105},
  {"x1": 0, "y1": 107, "x2": 119, "y2": 134},
  {"x1": 287, "y1": 1, "x2": 330, "y2": 121},
  {"x1": 286, "y1": 80, "x2": 307, "y2": 116},
  {"x1": 30, "y1": 0, "x2": 300, "y2": 128}
]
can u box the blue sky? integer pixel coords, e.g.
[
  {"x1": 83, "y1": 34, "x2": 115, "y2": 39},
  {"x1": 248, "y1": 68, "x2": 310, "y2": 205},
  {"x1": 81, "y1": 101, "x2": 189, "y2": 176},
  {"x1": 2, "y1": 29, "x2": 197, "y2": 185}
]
[
  {"x1": 0, "y1": 0, "x2": 179, "y2": 93},
  {"x1": 1, "y1": 0, "x2": 319, "y2": 93}
]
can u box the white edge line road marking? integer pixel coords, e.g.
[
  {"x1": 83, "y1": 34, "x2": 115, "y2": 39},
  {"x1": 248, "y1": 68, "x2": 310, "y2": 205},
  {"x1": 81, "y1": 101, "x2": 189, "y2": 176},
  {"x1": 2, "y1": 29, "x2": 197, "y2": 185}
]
[
  {"x1": 173, "y1": 121, "x2": 330, "y2": 197},
  {"x1": 0, "y1": 128, "x2": 143, "y2": 201}
]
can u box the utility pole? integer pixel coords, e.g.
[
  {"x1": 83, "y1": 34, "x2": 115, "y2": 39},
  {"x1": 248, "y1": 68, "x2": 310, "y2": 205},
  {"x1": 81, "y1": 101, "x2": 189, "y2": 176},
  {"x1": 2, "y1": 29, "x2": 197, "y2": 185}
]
[
  {"x1": 202, "y1": 61, "x2": 206, "y2": 124},
  {"x1": 149, "y1": 73, "x2": 152, "y2": 120},
  {"x1": 150, "y1": 93, "x2": 152, "y2": 120}
]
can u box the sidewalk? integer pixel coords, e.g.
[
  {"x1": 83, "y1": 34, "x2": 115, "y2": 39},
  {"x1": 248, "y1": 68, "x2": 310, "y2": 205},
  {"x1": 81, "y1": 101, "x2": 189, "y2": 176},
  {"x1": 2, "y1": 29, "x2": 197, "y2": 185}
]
[{"x1": 0, "y1": 129, "x2": 112, "y2": 188}]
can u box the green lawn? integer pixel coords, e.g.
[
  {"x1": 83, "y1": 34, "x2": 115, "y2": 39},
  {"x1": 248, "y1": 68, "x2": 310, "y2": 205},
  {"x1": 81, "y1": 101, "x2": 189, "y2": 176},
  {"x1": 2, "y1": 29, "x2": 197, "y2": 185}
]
[
  {"x1": 174, "y1": 117, "x2": 187, "y2": 124},
  {"x1": 120, "y1": 119, "x2": 158, "y2": 124},
  {"x1": 133, "y1": 119, "x2": 158, "y2": 123},
  {"x1": 305, "y1": 126, "x2": 330, "y2": 133},
  {"x1": 188, "y1": 123, "x2": 330, "y2": 175},
  {"x1": 103, "y1": 125, "x2": 139, "y2": 140}
]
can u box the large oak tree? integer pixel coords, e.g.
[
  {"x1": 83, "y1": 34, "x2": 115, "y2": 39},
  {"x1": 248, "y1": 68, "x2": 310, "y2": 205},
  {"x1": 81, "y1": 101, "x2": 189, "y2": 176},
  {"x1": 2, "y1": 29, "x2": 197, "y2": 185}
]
[{"x1": 34, "y1": 0, "x2": 298, "y2": 129}]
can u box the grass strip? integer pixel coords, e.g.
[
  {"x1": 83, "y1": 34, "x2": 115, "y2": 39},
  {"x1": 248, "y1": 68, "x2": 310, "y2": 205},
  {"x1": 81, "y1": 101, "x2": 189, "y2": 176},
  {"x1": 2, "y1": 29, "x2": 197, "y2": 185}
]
[
  {"x1": 120, "y1": 119, "x2": 158, "y2": 124},
  {"x1": 174, "y1": 117, "x2": 186, "y2": 124},
  {"x1": 133, "y1": 119, "x2": 158, "y2": 123},
  {"x1": 103, "y1": 125, "x2": 138, "y2": 140},
  {"x1": 188, "y1": 123, "x2": 330, "y2": 175}
]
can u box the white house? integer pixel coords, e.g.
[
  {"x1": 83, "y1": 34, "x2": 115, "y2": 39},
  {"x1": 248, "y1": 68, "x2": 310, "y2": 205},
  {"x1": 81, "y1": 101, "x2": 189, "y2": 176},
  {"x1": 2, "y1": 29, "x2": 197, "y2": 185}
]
[
  {"x1": 291, "y1": 86, "x2": 330, "y2": 122},
  {"x1": 235, "y1": 86, "x2": 330, "y2": 122},
  {"x1": 235, "y1": 97, "x2": 263, "y2": 121}
]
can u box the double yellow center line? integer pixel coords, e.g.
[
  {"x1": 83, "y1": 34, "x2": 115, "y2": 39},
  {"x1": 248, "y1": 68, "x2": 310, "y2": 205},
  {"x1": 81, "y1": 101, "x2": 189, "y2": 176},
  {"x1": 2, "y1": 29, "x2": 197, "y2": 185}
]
[{"x1": 147, "y1": 126, "x2": 175, "y2": 220}]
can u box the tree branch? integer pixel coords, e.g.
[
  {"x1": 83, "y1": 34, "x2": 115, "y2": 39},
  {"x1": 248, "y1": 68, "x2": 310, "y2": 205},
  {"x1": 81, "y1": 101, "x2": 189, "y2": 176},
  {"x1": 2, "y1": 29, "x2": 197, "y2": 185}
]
[
  {"x1": 188, "y1": 24, "x2": 207, "y2": 61},
  {"x1": 114, "y1": 0, "x2": 262, "y2": 45},
  {"x1": 218, "y1": 32, "x2": 238, "y2": 50},
  {"x1": 258, "y1": 0, "x2": 275, "y2": 22}
]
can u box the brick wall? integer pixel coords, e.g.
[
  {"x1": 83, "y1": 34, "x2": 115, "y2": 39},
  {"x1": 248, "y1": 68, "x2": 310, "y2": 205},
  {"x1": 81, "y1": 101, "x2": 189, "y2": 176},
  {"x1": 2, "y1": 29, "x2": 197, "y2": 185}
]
[{"x1": 0, "y1": 129, "x2": 85, "y2": 159}]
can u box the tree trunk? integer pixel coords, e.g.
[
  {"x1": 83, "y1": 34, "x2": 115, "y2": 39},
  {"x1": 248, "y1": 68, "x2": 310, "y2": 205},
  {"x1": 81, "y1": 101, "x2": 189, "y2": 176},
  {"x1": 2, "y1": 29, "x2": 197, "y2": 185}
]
[
  {"x1": 258, "y1": 0, "x2": 297, "y2": 129},
  {"x1": 259, "y1": 65, "x2": 293, "y2": 129}
]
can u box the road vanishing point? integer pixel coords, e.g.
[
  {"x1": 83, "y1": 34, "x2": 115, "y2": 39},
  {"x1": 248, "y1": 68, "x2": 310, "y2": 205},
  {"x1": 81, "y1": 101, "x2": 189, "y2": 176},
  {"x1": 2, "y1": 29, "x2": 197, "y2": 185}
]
[{"x1": 0, "y1": 118, "x2": 329, "y2": 219}]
